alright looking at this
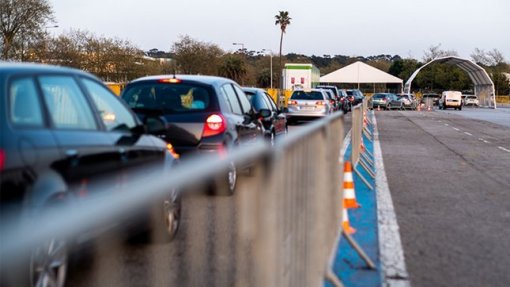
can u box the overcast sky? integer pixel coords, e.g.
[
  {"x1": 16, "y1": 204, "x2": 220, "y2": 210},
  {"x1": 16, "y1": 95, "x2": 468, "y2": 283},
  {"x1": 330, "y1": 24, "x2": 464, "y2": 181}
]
[{"x1": 50, "y1": 0, "x2": 509, "y2": 61}]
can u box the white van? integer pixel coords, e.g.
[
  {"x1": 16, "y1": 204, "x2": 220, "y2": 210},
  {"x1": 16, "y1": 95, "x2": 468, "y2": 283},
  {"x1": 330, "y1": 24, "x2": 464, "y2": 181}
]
[{"x1": 439, "y1": 91, "x2": 463, "y2": 110}]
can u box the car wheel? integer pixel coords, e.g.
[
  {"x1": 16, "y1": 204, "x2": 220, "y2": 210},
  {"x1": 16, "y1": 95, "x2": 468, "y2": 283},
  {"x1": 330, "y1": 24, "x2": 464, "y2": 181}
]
[
  {"x1": 163, "y1": 197, "x2": 181, "y2": 240},
  {"x1": 226, "y1": 161, "x2": 237, "y2": 195},
  {"x1": 267, "y1": 131, "x2": 276, "y2": 146},
  {"x1": 30, "y1": 238, "x2": 68, "y2": 287},
  {"x1": 30, "y1": 196, "x2": 69, "y2": 287}
]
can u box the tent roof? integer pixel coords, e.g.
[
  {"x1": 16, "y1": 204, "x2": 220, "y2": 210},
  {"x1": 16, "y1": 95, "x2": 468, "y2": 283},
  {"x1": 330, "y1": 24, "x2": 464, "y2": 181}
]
[{"x1": 320, "y1": 61, "x2": 403, "y2": 84}]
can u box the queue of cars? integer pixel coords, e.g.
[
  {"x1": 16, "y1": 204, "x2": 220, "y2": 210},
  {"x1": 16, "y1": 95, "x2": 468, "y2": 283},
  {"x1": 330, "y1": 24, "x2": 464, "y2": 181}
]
[{"x1": 1, "y1": 63, "x2": 292, "y2": 287}]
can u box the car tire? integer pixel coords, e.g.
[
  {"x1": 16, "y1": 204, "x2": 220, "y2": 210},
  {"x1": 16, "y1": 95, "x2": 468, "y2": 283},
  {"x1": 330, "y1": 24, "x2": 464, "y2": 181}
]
[
  {"x1": 211, "y1": 161, "x2": 237, "y2": 196},
  {"x1": 27, "y1": 195, "x2": 69, "y2": 287}
]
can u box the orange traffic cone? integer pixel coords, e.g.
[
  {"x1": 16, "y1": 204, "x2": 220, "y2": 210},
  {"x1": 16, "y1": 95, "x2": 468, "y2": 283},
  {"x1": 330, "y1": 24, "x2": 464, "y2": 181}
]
[
  {"x1": 377, "y1": 105, "x2": 380, "y2": 111},
  {"x1": 417, "y1": 104, "x2": 421, "y2": 111},
  {"x1": 342, "y1": 208, "x2": 356, "y2": 234},
  {"x1": 427, "y1": 105, "x2": 431, "y2": 112},
  {"x1": 343, "y1": 161, "x2": 360, "y2": 209}
]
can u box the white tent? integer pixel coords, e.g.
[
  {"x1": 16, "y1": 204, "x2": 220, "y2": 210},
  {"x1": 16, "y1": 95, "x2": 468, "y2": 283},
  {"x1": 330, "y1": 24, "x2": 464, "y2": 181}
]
[{"x1": 320, "y1": 61, "x2": 403, "y2": 86}]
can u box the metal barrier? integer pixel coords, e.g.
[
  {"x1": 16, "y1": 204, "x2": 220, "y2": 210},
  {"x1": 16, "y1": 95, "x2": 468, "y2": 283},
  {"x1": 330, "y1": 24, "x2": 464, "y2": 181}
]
[
  {"x1": 351, "y1": 100, "x2": 375, "y2": 190},
  {"x1": 0, "y1": 113, "x2": 345, "y2": 287}
]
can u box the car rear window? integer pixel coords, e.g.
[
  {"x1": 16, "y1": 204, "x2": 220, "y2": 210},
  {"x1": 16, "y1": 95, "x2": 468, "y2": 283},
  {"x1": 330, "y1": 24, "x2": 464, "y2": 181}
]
[
  {"x1": 291, "y1": 91, "x2": 324, "y2": 100},
  {"x1": 373, "y1": 94, "x2": 386, "y2": 99},
  {"x1": 122, "y1": 82, "x2": 213, "y2": 113}
]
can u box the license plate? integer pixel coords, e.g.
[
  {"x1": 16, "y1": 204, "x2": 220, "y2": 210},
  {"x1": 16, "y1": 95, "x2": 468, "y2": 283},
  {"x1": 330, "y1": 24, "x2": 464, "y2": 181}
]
[{"x1": 300, "y1": 106, "x2": 314, "y2": 110}]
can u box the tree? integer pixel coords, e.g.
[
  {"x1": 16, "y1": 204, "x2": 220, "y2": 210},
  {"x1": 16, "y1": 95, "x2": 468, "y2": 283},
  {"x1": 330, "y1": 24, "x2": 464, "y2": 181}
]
[
  {"x1": 171, "y1": 35, "x2": 223, "y2": 75},
  {"x1": 0, "y1": 0, "x2": 55, "y2": 60},
  {"x1": 275, "y1": 11, "x2": 291, "y2": 97},
  {"x1": 219, "y1": 54, "x2": 247, "y2": 84},
  {"x1": 422, "y1": 44, "x2": 458, "y2": 62}
]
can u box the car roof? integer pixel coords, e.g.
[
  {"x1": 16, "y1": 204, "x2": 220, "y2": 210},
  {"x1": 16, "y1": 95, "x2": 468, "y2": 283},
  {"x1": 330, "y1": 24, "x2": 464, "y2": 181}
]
[
  {"x1": 242, "y1": 87, "x2": 265, "y2": 93},
  {"x1": 129, "y1": 74, "x2": 235, "y2": 86},
  {"x1": 0, "y1": 62, "x2": 99, "y2": 79}
]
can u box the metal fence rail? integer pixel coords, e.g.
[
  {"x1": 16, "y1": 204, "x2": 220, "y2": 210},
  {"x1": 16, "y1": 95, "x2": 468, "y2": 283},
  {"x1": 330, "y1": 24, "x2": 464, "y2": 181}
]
[{"x1": 1, "y1": 113, "x2": 345, "y2": 287}]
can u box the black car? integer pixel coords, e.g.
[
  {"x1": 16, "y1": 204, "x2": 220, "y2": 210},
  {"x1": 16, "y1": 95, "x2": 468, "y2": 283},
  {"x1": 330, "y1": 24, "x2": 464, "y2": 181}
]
[
  {"x1": 121, "y1": 75, "x2": 269, "y2": 195},
  {"x1": 316, "y1": 85, "x2": 341, "y2": 111},
  {"x1": 421, "y1": 93, "x2": 440, "y2": 106},
  {"x1": 338, "y1": 89, "x2": 351, "y2": 113},
  {"x1": 0, "y1": 63, "x2": 180, "y2": 287},
  {"x1": 346, "y1": 89, "x2": 365, "y2": 106},
  {"x1": 242, "y1": 87, "x2": 287, "y2": 145}
]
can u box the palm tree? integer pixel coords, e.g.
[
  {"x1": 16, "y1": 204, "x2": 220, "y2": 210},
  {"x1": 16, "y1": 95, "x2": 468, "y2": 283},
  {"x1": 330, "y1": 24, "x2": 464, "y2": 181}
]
[{"x1": 275, "y1": 11, "x2": 291, "y2": 106}]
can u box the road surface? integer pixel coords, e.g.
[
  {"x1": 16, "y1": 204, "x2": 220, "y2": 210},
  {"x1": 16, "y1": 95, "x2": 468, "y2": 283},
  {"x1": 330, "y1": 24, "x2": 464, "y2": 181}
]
[{"x1": 377, "y1": 110, "x2": 510, "y2": 287}]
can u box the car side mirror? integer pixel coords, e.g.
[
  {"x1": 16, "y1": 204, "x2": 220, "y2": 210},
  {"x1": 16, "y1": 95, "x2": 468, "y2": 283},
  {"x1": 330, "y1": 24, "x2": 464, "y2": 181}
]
[
  {"x1": 258, "y1": 109, "x2": 271, "y2": 119},
  {"x1": 144, "y1": 116, "x2": 166, "y2": 133}
]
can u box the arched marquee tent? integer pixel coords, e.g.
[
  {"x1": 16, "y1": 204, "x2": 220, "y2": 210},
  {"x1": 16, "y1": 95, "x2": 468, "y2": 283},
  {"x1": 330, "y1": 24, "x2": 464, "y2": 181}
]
[{"x1": 404, "y1": 56, "x2": 496, "y2": 108}]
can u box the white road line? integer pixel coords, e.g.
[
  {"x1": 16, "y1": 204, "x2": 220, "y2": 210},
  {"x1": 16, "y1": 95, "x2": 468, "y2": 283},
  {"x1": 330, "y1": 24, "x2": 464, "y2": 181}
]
[
  {"x1": 453, "y1": 127, "x2": 460, "y2": 131},
  {"x1": 464, "y1": 132, "x2": 473, "y2": 136},
  {"x1": 484, "y1": 140, "x2": 491, "y2": 144},
  {"x1": 498, "y1": 146, "x2": 510, "y2": 153},
  {"x1": 444, "y1": 123, "x2": 449, "y2": 126},
  {"x1": 373, "y1": 115, "x2": 411, "y2": 287}
]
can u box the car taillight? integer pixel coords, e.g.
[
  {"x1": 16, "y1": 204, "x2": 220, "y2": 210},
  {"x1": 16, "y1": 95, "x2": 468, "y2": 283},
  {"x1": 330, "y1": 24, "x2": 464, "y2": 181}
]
[
  {"x1": 202, "y1": 114, "x2": 227, "y2": 137},
  {"x1": 316, "y1": 101, "x2": 325, "y2": 106},
  {"x1": 330, "y1": 100, "x2": 335, "y2": 105},
  {"x1": 0, "y1": 149, "x2": 4, "y2": 171},
  {"x1": 288, "y1": 100, "x2": 297, "y2": 105}
]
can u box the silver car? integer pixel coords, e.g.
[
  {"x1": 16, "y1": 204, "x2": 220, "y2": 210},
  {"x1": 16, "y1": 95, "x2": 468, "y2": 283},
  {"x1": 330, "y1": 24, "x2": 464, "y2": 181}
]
[{"x1": 286, "y1": 89, "x2": 333, "y2": 124}]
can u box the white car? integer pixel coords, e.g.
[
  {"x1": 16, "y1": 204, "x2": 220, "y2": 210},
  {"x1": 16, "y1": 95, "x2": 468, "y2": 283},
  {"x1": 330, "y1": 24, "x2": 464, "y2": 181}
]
[
  {"x1": 439, "y1": 91, "x2": 463, "y2": 110},
  {"x1": 463, "y1": 95, "x2": 479, "y2": 107}
]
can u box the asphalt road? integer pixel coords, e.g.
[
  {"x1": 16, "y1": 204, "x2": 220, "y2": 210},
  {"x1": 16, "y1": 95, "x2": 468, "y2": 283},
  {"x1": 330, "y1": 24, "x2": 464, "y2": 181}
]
[
  {"x1": 376, "y1": 110, "x2": 510, "y2": 287},
  {"x1": 65, "y1": 112, "x2": 351, "y2": 287}
]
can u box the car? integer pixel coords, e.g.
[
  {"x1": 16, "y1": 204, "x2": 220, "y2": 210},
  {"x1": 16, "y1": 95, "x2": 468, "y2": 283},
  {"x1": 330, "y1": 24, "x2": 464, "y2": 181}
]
[
  {"x1": 323, "y1": 89, "x2": 340, "y2": 111},
  {"x1": 0, "y1": 63, "x2": 181, "y2": 287},
  {"x1": 121, "y1": 75, "x2": 269, "y2": 195},
  {"x1": 370, "y1": 93, "x2": 403, "y2": 110},
  {"x1": 338, "y1": 89, "x2": 351, "y2": 113},
  {"x1": 242, "y1": 87, "x2": 287, "y2": 145},
  {"x1": 421, "y1": 93, "x2": 440, "y2": 107},
  {"x1": 346, "y1": 89, "x2": 365, "y2": 106},
  {"x1": 316, "y1": 85, "x2": 341, "y2": 111},
  {"x1": 286, "y1": 89, "x2": 333, "y2": 124},
  {"x1": 396, "y1": 93, "x2": 417, "y2": 110},
  {"x1": 439, "y1": 90, "x2": 463, "y2": 110},
  {"x1": 463, "y1": 95, "x2": 479, "y2": 107}
]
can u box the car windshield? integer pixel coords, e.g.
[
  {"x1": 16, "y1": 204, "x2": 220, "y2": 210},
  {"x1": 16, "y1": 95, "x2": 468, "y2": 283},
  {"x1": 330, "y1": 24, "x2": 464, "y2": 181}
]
[
  {"x1": 373, "y1": 94, "x2": 386, "y2": 99},
  {"x1": 291, "y1": 91, "x2": 324, "y2": 100},
  {"x1": 122, "y1": 82, "x2": 213, "y2": 113}
]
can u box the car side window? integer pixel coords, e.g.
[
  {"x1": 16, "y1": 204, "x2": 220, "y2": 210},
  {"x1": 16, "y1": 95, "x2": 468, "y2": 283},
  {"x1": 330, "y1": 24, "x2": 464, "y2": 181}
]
[
  {"x1": 81, "y1": 78, "x2": 137, "y2": 132},
  {"x1": 221, "y1": 84, "x2": 243, "y2": 115},
  {"x1": 233, "y1": 85, "x2": 252, "y2": 114},
  {"x1": 39, "y1": 75, "x2": 97, "y2": 130},
  {"x1": 9, "y1": 77, "x2": 44, "y2": 127},
  {"x1": 264, "y1": 93, "x2": 278, "y2": 111}
]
